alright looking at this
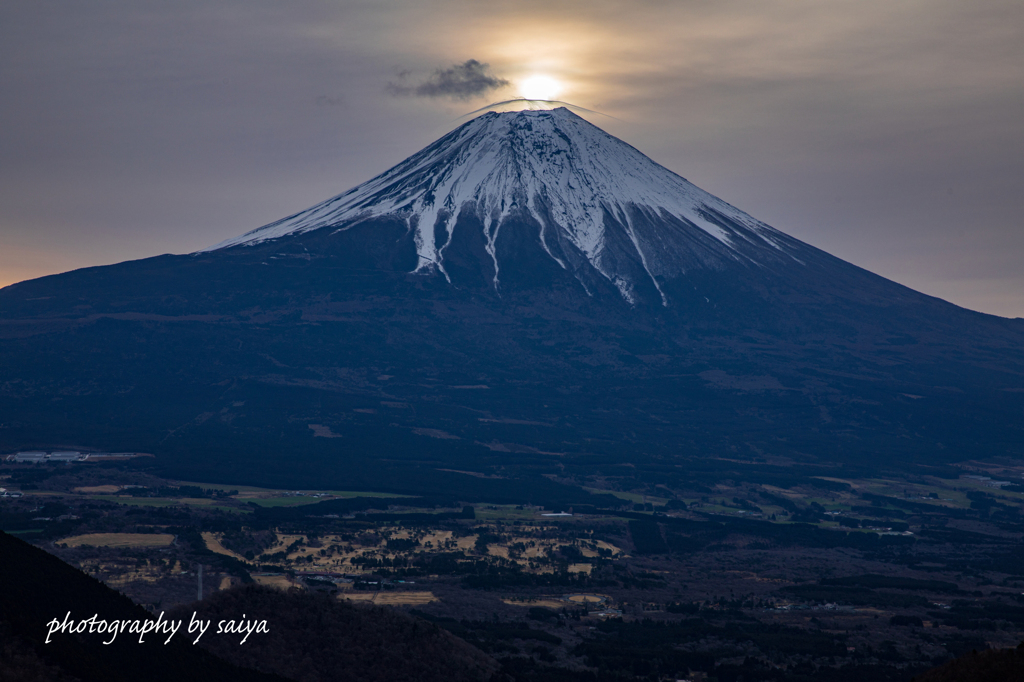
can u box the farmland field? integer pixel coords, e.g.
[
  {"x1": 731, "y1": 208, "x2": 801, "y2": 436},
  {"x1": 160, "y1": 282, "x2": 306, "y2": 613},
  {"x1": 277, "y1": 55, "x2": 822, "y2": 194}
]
[{"x1": 60, "y1": 533, "x2": 175, "y2": 548}]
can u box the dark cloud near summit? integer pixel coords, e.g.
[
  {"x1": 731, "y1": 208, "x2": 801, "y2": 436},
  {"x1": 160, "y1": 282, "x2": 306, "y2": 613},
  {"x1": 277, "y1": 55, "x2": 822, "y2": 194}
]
[{"x1": 388, "y1": 60, "x2": 509, "y2": 101}]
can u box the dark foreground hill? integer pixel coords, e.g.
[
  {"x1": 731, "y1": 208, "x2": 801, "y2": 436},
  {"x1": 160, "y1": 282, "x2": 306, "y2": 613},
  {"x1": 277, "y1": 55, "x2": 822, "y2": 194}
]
[
  {"x1": 912, "y1": 643, "x2": 1024, "y2": 682},
  {"x1": 1, "y1": 109, "x2": 1022, "y2": 492},
  {"x1": 0, "y1": 531, "x2": 498, "y2": 682},
  {"x1": 0, "y1": 530, "x2": 284, "y2": 682},
  {"x1": 169, "y1": 585, "x2": 498, "y2": 682}
]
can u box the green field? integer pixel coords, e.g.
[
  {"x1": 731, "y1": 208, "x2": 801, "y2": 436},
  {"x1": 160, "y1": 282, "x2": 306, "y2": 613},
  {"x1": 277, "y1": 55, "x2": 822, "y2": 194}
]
[
  {"x1": 583, "y1": 488, "x2": 669, "y2": 505},
  {"x1": 244, "y1": 497, "x2": 326, "y2": 508},
  {"x1": 473, "y1": 505, "x2": 543, "y2": 521},
  {"x1": 93, "y1": 496, "x2": 249, "y2": 513}
]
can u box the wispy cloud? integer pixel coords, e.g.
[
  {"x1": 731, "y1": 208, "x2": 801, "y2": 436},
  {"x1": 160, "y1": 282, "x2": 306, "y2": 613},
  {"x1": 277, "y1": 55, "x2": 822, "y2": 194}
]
[{"x1": 388, "y1": 59, "x2": 509, "y2": 100}]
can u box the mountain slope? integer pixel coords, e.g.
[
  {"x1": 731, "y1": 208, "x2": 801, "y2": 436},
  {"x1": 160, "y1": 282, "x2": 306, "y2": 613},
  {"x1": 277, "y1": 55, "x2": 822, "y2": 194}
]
[{"x1": 0, "y1": 108, "x2": 1022, "y2": 490}]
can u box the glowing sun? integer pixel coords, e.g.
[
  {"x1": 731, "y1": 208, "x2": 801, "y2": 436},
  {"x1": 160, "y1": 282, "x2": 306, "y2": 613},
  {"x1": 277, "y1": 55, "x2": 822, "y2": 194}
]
[{"x1": 519, "y1": 74, "x2": 562, "y2": 101}]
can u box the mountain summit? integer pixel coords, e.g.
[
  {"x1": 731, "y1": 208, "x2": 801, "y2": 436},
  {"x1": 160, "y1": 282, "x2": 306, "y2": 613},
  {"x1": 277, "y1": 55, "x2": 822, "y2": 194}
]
[{"x1": 207, "y1": 108, "x2": 802, "y2": 306}]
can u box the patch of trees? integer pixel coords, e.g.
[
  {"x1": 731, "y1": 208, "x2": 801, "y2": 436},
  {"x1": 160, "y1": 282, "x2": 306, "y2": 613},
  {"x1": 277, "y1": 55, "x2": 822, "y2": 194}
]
[
  {"x1": 661, "y1": 516, "x2": 912, "y2": 554},
  {"x1": 627, "y1": 519, "x2": 668, "y2": 554},
  {"x1": 526, "y1": 607, "x2": 560, "y2": 623},
  {"x1": 574, "y1": 616, "x2": 847, "y2": 678},
  {"x1": 821, "y1": 574, "x2": 961, "y2": 593},
  {"x1": 666, "y1": 601, "x2": 701, "y2": 614},
  {"x1": 221, "y1": 529, "x2": 277, "y2": 560},
  {"x1": 860, "y1": 492, "x2": 967, "y2": 519},
  {"x1": 3, "y1": 467, "x2": 58, "y2": 489},
  {"x1": 781, "y1": 584, "x2": 929, "y2": 608},
  {"x1": 929, "y1": 600, "x2": 1024, "y2": 630},
  {"x1": 461, "y1": 566, "x2": 594, "y2": 590},
  {"x1": 915, "y1": 643, "x2": 1024, "y2": 682},
  {"x1": 411, "y1": 613, "x2": 563, "y2": 649},
  {"x1": 917, "y1": 526, "x2": 1014, "y2": 546},
  {"x1": 851, "y1": 504, "x2": 907, "y2": 519},
  {"x1": 168, "y1": 526, "x2": 254, "y2": 582}
]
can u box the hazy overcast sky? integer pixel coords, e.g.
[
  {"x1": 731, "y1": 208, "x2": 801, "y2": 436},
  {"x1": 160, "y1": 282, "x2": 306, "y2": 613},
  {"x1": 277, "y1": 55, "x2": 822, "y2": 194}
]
[{"x1": 2, "y1": 0, "x2": 1022, "y2": 316}]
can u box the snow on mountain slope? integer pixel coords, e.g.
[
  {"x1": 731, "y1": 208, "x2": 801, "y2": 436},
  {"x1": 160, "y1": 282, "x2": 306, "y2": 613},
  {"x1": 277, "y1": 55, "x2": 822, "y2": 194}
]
[{"x1": 205, "y1": 108, "x2": 802, "y2": 304}]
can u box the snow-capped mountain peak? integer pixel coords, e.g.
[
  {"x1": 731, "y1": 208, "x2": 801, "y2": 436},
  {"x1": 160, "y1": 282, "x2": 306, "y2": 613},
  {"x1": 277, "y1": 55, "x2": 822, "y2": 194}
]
[{"x1": 205, "y1": 108, "x2": 801, "y2": 305}]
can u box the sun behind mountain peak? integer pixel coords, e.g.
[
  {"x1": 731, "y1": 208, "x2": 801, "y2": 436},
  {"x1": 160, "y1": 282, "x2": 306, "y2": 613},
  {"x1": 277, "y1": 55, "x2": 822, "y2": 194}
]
[{"x1": 519, "y1": 74, "x2": 562, "y2": 101}]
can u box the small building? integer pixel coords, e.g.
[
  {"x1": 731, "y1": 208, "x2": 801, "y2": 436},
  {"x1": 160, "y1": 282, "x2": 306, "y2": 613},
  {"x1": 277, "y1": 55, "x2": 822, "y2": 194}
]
[
  {"x1": 49, "y1": 451, "x2": 83, "y2": 462},
  {"x1": 14, "y1": 451, "x2": 47, "y2": 463}
]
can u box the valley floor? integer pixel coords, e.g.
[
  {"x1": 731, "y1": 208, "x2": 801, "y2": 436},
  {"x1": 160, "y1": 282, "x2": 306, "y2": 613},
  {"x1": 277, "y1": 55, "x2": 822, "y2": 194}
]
[{"x1": 3, "y1": 457, "x2": 1024, "y2": 681}]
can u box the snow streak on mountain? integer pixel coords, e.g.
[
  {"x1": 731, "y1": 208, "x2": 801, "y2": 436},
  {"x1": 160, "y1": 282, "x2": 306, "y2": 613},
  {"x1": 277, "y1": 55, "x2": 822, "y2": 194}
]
[{"x1": 206, "y1": 108, "x2": 804, "y2": 305}]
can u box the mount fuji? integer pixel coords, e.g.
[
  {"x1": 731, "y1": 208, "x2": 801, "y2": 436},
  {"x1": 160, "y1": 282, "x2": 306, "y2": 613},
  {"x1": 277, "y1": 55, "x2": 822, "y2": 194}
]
[
  {"x1": 1, "y1": 108, "x2": 1022, "y2": 491},
  {"x1": 207, "y1": 108, "x2": 798, "y2": 307}
]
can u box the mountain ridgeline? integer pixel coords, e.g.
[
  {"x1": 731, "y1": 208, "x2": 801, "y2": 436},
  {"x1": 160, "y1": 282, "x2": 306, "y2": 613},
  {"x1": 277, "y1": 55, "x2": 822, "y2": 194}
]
[{"x1": 1, "y1": 108, "x2": 1022, "y2": 493}]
